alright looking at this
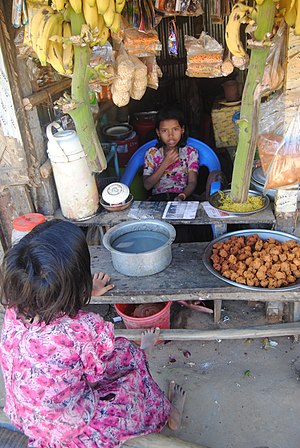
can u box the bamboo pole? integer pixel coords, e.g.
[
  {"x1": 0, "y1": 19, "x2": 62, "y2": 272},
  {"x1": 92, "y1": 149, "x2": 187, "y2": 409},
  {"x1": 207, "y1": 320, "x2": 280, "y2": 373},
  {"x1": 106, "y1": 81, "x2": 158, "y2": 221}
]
[
  {"x1": 123, "y1": 433, "x2": 210, "y2": 448},
  {"x1": 230, "y1": 0, "x2": 276, "y2": 202},
  {"x1": 115, "y1": 323, "x2": 300, "y2": 341}
]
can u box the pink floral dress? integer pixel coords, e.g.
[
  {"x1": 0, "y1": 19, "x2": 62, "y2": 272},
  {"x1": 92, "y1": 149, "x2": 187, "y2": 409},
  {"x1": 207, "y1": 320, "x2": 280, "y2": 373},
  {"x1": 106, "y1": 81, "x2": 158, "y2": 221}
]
[
  {"x1": 143, "y1": 145, "x2": 199, "y2": 195},
  {"x1": 0, "y1": 308, "x2": 171, "y2": 447}
]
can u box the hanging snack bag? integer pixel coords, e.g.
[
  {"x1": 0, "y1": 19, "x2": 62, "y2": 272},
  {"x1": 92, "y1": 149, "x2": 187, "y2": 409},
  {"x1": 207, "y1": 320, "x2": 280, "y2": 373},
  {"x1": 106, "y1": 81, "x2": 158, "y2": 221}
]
[
  {"x1": 168, "y1": 20, "x2": 178, "y2": 57},
  {"x1": 129, "y1": 55, "x2": 148, "y2": 100},
  {"x1": 257, "y1": 94, "x2": 300, "y2": 189},
  {"x1": 111, "y1": 46, "x2": 135, "y2": 107},
  {"x1": 124, "y1": 27, "x2": 162, "y2": 57},
  {"x1": 185, "y1": 32, "x2": 224, "y2": 78},
  {"x1": 141, "y1": 55, "x2": 162, "y2": 89}
]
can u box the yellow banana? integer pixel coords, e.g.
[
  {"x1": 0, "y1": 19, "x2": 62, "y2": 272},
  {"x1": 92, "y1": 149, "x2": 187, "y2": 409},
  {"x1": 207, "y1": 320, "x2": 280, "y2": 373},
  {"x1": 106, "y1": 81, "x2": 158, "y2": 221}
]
[
  {"x1": 225, "y1": 3, "x2": 254, "y2": 58},
  {"x1": 47, "y1": 21, "x2": 65, "y2": 74},
  {"x1": 83, "y1": 1, "x2": 98, "y2": 29},
  {"x1": 69, "y1": 0, "x2": 82, "y2": 14},
  {"x1": 52, "y1": 0, "x2": 66, "y2": 11},
  {"x1": 98, "y1": 25, "x2": 109, "y2": 45},
  {"x1": 36, "y1": 13, "x2": 63, "y2": 66},
  {"x1": 115, "y1": 0, "x2": 125, "y2": 13},
  {"x1": 294, "y1": 0, "x2": 300, "y2": 32},
  {"x1": 103, "y1": 0, "x2": 115, "y2": 27},
  {"x1": 96, "y1": 0, "x2": 110, "y2": 15},
  {"x1": 30, "y1": 6, "x2": 54, "y2": 53},
  {"x1": 63, "y1": 21, "x2": 73, "y2": 73},
  {"x1": 86, "y1": 0, "x2": 96, "y2": 6},
  {"x1": 285, "y1": 3, "x2": 297, "y2": 25},
  {"x1": 110, "y1": 12, "x2": 121, "y2": 33}
]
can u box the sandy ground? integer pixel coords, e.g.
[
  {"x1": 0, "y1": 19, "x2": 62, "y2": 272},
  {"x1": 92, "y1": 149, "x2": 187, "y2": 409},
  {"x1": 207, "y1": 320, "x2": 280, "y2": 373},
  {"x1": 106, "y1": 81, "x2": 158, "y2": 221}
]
[{"x1": 0, "y1": 301, "x2": 300, "y2": 448}]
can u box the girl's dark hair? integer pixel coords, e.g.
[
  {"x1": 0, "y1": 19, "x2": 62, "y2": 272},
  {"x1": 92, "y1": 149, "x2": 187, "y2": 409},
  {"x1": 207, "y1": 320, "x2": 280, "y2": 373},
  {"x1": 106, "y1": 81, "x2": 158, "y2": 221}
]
[
  {"x1": 155, "y1": 105, "x2": 188, "y2": 148},
  {"x1": 0, "y1": 220, "x2": 92, "y2": 324}
]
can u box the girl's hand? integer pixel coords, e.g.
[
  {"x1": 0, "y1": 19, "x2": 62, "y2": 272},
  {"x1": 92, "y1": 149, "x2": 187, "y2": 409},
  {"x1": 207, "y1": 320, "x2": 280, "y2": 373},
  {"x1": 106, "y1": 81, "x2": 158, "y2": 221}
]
[
  {"x1": 164, "y1": 148, "x2": 179, "y2": 167},
  {"x1": 174, "y1": 193, "x2": 186, "y2": 201},
  {"x1": 92, "y1": 272, "x2": 114, "y2": 296}
]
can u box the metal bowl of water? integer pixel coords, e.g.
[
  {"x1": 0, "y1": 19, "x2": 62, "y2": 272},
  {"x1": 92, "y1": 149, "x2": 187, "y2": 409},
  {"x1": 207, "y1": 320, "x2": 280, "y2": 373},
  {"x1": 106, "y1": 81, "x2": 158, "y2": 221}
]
[
  {"x1": 103, "y1": 219, "x2": 176, "y2": 277},
  {"x1": 208, "y1": 189, "x2": 270, "y2": 215}
]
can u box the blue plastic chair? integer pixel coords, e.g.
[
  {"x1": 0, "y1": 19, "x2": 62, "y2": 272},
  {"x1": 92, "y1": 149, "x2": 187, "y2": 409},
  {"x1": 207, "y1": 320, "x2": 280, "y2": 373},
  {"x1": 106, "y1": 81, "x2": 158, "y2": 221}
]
[{"x1": 120, "y1": 137, "x2": 222, "y2": 196}]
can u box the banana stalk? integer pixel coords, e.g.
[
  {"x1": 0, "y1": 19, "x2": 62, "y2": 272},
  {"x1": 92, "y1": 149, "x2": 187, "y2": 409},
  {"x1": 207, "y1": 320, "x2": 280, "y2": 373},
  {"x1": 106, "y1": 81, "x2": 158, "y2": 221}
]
[
  {"x1": 230, "y1": 0, "x2": 276, "y2": 203},
  {"x1": 64, "y1": 5, "x2": 106, "y2": 172}
]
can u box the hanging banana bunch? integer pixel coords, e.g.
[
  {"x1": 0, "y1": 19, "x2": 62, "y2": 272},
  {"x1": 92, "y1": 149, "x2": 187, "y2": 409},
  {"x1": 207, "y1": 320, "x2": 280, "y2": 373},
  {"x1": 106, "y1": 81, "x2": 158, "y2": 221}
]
[
  {"x1": 225, "y1": 3, "x2": 256, "y2": 62},
  {"x1": 24, "y1": 0, "x2": 126, "y2": 76}
]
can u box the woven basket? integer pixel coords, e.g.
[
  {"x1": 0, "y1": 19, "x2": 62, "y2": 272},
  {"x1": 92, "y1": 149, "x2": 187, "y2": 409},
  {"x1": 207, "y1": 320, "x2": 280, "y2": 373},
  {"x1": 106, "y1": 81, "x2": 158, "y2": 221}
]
[{"x1": 211, "y1": 103, "x2": 241, "y2": 148}]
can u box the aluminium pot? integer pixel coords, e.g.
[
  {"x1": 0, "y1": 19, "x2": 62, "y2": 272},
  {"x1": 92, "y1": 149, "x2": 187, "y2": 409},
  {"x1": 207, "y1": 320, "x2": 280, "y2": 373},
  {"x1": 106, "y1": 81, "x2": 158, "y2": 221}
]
[{"x1": 102, "y1": 219, "x2": 176, "y2": 277}]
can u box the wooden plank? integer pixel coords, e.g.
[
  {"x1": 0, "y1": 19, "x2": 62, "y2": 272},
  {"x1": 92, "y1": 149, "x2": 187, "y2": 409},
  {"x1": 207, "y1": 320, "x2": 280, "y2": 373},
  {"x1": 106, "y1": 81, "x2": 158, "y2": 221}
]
[
  {"x1": 22, "y1": 79, "x2": 71, "y2": 111},
  {"x1": 124, "y1": 433, "x2": 209, "y2": 448},
  {"x1": 115, "y1": 323, "x2": 300, "y2": 340},
  {"x1": 89, "y1": 243, "x2": 300, "y2": 304},
  {"x1": 55, "y1": 201, "x2": 275, "y2": 228}
]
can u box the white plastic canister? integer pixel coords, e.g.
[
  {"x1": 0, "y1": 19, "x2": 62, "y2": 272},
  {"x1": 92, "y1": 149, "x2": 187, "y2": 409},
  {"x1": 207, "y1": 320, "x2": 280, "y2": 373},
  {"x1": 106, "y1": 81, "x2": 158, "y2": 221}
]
[{"x1": 46, "y1": 122, "x2": 99, "y2": 220}]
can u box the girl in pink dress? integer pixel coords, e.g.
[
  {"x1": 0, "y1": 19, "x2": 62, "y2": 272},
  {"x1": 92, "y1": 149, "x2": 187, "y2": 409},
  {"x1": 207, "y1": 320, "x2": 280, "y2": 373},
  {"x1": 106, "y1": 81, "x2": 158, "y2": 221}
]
[
  {"x1": 143, "y1": 106, "x2": 199, "y2": 202},
  {"x1": 0, "y1": 220, "x2": 185, "y2": 447}
]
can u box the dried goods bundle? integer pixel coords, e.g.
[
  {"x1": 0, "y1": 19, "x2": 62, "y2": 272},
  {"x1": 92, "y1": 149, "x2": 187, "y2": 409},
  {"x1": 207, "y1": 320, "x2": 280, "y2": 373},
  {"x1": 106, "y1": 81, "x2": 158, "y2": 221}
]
[{"x1": 124, "y1": 28, "x2": 162, "y2": 57}]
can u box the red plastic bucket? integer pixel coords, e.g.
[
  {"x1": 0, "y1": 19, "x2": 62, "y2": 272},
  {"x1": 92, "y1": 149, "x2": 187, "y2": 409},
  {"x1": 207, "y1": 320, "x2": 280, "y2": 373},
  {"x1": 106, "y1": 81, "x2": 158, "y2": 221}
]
[{"x1": 115, "y1": 302, "x2": 171, "y2": 330}]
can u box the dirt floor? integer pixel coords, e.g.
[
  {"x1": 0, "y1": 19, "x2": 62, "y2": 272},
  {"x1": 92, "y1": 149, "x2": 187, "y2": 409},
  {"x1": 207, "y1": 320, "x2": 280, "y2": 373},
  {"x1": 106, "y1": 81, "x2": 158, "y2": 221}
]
[
  {"x1": 0, "y1": 297, "x2": 300, "y2": 448},
  {"x1": 84, "y1": 300, "x2": 300, "y2": 448}
]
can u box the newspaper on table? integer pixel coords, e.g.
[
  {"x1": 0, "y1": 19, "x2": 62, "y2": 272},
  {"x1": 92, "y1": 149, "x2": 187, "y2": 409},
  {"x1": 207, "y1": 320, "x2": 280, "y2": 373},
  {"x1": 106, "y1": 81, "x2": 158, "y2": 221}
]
[
  {"x1": 201, "y1": 201, "x2": 231, "y2": 218},
  {"x1": 127, "y1": 201, "x2": 165, "y2": 219},
  {"x1": 162, "y1": 201, "x2": 199, "y2": 220}
]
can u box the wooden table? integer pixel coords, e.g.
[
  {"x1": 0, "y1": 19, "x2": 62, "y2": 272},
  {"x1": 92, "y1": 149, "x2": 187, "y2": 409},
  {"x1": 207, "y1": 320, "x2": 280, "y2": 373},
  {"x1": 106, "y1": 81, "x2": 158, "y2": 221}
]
[
  {"x1": 90, "y1": 243, "x2": 300, "y2": 324},
  {"x1": 57, "y1": 200, "x2": 276, "y2": 239}
]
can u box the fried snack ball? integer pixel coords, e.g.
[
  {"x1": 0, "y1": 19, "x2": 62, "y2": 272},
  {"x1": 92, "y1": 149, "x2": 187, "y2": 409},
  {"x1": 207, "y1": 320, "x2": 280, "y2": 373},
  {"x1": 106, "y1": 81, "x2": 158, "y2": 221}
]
[{"x1": 209, "y1": 235, "x2": 300, "y2": 289}]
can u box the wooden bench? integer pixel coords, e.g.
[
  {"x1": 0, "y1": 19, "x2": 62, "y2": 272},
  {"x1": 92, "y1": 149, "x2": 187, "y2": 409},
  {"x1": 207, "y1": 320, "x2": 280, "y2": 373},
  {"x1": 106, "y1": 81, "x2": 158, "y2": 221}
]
[
  {"x1": 90, "y1": 243, "x2": 300, "y2": 339},
  {"x1": 55, "y1": 200, "x2": 276, "y2": 240}
]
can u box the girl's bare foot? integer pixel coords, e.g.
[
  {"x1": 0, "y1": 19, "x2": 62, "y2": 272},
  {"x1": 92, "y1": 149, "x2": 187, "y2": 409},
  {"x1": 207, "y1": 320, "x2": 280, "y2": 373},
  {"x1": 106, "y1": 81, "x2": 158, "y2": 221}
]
[
  {"x1": 92, "y1": 272, "x2": 114, "y2": 296},
  {"x1": 168, "y1": 380, "x2": 186, "y2": 430},
  {"x1": 140, "y1": 328, "x2": 160, "y2": 356}
]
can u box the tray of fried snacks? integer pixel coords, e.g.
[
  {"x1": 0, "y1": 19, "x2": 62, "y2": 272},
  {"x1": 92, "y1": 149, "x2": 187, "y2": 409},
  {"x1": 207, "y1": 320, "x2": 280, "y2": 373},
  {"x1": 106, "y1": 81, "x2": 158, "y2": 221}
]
[{"x1": 203, "y1": 230, "x2": 300, "y2": 291}]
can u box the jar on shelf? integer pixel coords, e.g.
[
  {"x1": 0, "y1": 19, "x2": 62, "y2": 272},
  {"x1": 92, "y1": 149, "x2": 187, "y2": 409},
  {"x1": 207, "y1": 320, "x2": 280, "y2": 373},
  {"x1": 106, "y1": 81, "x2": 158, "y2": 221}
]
[{"x1": 12, "y1": 213, "x2": 46, "y2": 246}]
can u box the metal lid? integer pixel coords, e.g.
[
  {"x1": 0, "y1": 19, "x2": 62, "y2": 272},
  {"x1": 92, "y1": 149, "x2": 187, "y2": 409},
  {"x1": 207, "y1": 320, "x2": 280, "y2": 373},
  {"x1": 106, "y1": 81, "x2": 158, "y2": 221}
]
[
  {"x1": 102, "y1": 182, "x2": 130, "y2": 205},
  {"x1": 251, "y1": 167, "x2": 266, "y2": 186},
  {"x1": 13, "y1": 213, "x2": 46, "y2": 231}
]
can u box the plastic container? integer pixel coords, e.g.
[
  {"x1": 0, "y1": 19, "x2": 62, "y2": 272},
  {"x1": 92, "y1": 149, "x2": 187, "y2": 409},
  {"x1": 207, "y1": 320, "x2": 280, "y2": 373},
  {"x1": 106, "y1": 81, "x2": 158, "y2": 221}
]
[
  {"x1": 133, "y1": 118, "x2": 156, "y2": 146},
  {"x1": 46, "y1": 122, "x2": 99, "y2": 221},
  {"x1": 12, "y1": 213, "x2": 46, "y2": 245},
  {"x1": 115, "y1": 302, "x2": 171, "y2": 330},
  {"x1": 115, "y1": 132, "x2": 139, "y2": 168},
  {"x1": 232, "y1": 111, "x2": 240, "y2": 137}
]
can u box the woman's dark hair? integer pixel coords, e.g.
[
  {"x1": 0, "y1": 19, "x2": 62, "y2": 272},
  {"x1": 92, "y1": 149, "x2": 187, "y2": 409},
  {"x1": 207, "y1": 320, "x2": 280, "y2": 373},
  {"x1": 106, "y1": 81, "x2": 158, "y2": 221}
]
[
  {"x1": 0, "y1": 220, "x2": 92, "y2": 324},
  {"x1": 155, "y1": 105, "x2": 188, "y2": 147}
]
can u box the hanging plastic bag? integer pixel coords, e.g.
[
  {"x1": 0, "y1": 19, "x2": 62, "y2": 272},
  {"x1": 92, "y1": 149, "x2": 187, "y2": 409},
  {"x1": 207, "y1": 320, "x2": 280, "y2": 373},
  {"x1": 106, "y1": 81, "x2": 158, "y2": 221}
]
[
  {"x1": 129, "y1": 55, "x2": 147, "y2": 100},
  {"x1": 141, "y1": 55, "x2": 162, "y2": 89},
  {"x1": 185, "y1": 32, "x2": 224, "y2": 78},
  {"x1": 257, "y1": 94, "x2": 300, "y2": 189},
  {"x1": 168, "y1": 20, "x2": 178, "y2": 57},
  {"x1": 258, "y1": 21, "x2": 287, "y2": 96}
]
